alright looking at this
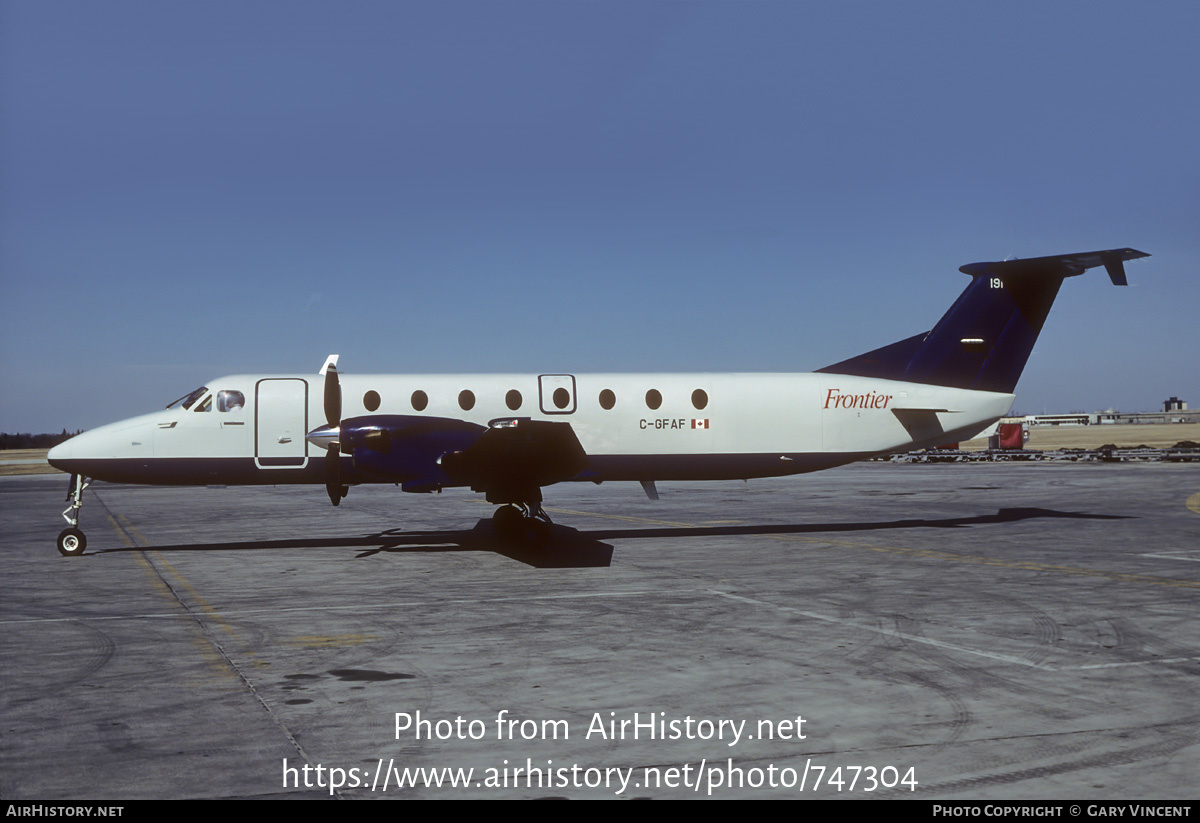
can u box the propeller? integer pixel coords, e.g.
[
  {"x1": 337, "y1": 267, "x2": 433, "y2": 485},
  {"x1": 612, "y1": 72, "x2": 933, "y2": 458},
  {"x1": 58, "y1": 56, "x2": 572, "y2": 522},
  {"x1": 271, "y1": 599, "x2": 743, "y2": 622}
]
[
  {"x1": 324, "y1": 361, "x2": 341, "y2": 429},
  {"x1": 320, "y1": 359, "x2": 347, "y2": 506}
]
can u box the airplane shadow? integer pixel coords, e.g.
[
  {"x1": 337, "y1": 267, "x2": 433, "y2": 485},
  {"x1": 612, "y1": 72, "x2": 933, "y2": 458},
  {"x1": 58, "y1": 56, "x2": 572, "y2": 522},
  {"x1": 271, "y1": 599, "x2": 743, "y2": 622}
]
[
  {"x1": 579, "y1": 506, "x2": 1133, "y2": 542},
  {"x1": 96, "y1": 520, "x2": 615, "y2": 569},
  {"x1": 92, "y1": 506, "x2": 1128, "y2": 568}
]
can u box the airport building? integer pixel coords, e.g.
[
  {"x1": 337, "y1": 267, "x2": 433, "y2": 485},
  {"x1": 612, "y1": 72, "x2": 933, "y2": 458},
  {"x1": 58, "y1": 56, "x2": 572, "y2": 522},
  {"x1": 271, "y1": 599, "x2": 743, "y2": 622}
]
[{"x1": 1005, "y1": 397, "x2": 1197, "y2": 427}]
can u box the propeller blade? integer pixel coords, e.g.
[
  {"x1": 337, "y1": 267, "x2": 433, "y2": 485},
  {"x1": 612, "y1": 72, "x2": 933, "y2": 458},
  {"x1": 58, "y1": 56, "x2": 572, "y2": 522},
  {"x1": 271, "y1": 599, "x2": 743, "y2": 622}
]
[
  {"x1": 324, "y1": 363, "x2": 341, "y2": 428},
  {"x1": 325, "y1": 449, "x2": 342, "y2": 507}
]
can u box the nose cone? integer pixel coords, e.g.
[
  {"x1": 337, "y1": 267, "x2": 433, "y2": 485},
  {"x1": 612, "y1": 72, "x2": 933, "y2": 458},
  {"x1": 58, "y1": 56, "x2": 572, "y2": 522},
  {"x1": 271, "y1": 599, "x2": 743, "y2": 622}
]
[
  {"x1": 305, "y1": 424, "x2": 340, "y2": 452},
  {"x1": 47, "y1": 438, "x2": 74, "y2": 469},
  {"x1": 48, "y1": 428, "x2": 101, "y2": 474},
  {"x1": 46, "y1": 412, "x2": 158, "y2": 480}
]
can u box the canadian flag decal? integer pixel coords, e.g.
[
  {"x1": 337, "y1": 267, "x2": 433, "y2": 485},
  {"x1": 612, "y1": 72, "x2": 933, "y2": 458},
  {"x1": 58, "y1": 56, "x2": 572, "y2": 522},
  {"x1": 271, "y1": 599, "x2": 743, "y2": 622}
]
[{"x1": 692, "y1": 419, "x2": 709, "y2": 429}]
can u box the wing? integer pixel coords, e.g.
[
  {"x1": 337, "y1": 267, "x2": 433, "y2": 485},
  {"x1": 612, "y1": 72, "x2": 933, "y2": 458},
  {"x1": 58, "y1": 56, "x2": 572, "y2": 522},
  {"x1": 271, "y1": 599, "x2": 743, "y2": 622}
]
[{"x1": 439, "y1": 418, "x2": 588, "y2": 504}]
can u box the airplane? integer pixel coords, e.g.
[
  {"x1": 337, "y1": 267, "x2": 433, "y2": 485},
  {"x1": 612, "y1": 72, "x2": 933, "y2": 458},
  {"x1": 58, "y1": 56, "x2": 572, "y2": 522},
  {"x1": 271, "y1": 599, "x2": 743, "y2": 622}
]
[{"x1": 47, "y1": 247, "x2": 1148, "y2": 556}]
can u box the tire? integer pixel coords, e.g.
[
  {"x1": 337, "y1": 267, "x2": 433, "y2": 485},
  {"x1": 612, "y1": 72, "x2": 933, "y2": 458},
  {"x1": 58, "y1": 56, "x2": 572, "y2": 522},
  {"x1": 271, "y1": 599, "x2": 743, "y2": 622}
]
[
  {"x1": 57, "y1": 527, "x2": 86, "y2": 557},
  {"x1": 492, "y1": 505, "x2": 524, "y2": 540}
]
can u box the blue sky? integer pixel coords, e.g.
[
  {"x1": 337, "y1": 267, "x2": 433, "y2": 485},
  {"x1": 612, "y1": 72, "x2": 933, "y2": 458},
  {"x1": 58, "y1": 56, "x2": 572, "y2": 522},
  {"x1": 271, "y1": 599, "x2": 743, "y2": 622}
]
[{"x1": 2, "y1": 1, "x2": 1196, "y2": 432}]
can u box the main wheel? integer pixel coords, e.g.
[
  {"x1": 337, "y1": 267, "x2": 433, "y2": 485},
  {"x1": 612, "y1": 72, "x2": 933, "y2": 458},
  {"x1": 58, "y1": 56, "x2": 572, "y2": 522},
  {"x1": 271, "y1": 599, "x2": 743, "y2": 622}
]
[
  {"x1": 57, "y1": 527, "x2": 87, "y2": 557},
  {"x1": 492, "y1": 505, "x2": 524, "y2": 540}
]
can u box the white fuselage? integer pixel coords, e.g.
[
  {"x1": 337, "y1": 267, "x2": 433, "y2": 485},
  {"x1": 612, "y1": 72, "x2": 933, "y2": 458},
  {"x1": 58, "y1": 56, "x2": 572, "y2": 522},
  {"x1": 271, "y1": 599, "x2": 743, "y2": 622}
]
[{"x1": 49, "y1": 371, "x2": 1013, "y2": 487}]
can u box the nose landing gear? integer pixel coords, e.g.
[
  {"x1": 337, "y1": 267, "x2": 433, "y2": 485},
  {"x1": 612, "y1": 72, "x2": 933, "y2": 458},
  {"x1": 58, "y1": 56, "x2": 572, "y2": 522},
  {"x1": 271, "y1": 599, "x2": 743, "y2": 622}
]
[{"x1": 57, "y1": 474, "x2": 90, "y2": 556}]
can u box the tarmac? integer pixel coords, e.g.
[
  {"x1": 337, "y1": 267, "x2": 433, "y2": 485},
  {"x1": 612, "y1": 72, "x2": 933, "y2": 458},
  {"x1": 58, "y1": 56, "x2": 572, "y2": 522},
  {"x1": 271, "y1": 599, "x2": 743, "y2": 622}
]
[{"x1": 2, "y1": 462, "x2": 1198, "y2": 799}]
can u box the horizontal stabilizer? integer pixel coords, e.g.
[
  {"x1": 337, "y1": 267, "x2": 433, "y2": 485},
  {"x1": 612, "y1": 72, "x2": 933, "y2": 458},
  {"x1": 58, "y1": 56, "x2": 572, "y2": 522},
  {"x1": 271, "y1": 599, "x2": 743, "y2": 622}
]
[
  {"x1": 958, "y1": 248, "x2": 1148, "y2": 286},
  {"x1": 891, "y1": 408, "x2": 946, "y2": 445}
]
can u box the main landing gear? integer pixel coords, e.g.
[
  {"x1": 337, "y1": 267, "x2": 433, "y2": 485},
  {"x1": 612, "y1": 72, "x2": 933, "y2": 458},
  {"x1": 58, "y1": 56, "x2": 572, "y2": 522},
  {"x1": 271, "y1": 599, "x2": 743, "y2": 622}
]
[
  {"x1": 57, "y1": 474, "x2": 91, "y2": 556},
  {"x1": 491, "y1": 502, "x2": 553, "y2": 546}
]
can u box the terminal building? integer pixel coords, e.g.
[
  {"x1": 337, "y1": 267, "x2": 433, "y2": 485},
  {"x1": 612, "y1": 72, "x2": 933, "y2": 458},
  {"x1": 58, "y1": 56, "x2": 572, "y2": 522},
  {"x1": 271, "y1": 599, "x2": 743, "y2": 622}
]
[{"x1": 1006, "y1": 397, "x2": 1197, "y2": 427}]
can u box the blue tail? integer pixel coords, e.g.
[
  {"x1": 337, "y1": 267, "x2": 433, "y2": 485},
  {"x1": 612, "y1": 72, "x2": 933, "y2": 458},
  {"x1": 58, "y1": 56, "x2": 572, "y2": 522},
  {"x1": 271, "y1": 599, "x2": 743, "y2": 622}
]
[{"x1": 817, "y1": 248, "x2": 1148, "y2": 393}]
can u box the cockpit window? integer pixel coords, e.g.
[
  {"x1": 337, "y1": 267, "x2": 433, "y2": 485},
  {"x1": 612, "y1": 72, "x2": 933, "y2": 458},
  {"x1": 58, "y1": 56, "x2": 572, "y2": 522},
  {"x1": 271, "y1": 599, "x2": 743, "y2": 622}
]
[
  {"x1": 166, "y1": 386, "x2": 208, "y2": 410},
  {"x1": 194, "y1": 394, "x2": 212, "y2": 412},
  {"x1": 217, "y1": 390, "x2": 245, "y2": 412}
]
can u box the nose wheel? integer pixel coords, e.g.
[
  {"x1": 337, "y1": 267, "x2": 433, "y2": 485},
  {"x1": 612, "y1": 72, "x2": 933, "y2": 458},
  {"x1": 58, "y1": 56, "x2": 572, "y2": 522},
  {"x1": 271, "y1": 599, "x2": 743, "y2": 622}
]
[
  {"x1": 57, "y1": 474, "x2": 91, "y2": 556},
  {"x1": 57, "y1": 527, "x2": 87, "y2": 556}
]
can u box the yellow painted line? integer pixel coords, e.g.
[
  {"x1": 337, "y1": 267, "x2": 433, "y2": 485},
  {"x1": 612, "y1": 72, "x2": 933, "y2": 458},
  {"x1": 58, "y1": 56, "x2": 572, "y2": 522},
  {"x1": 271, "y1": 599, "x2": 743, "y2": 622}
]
[
  {"x1": 545, "y1": 506, "x2": 694, "y2": 528},
  {"x1": 131, "y1": 549, "x2": 180, "y2": 601},
  {"x1": 116, "y1": 513, "x2": 150, "y2": 547},
  {"x1": 286, "y1": 634, "x2": 378, "y2": 648},
  {"x1": 127, "y1": 551, "x2": 236, "y2": 680},
  {"x1": 147, "y1": 551, "x2": 273, "y2": 668},
  {"x1": 110, "y1": 508, "x2": 266, "y2": 674},
  {"x1": 111, "y1": 514, "x2": 240, "y2": 642},
  {"x1": 1187, "y1": 492, "x2": 1200, "y2": 516},
  {"x1": 151, "y1": 552, "x2": 243, "y2": 642},
  {"x1": 105, "y1": 514, "x2": 136, "y2": 548},
  {"x1": 187, "y1": 632, "x2": 243, "y2": 681}
]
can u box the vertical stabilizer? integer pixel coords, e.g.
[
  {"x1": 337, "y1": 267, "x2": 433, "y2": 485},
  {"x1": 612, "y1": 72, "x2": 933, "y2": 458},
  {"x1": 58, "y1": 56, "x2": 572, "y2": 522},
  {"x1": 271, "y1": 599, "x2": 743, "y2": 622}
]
[{"x1": 818, "y1": 248, "x2": 1148, "y2": 393}]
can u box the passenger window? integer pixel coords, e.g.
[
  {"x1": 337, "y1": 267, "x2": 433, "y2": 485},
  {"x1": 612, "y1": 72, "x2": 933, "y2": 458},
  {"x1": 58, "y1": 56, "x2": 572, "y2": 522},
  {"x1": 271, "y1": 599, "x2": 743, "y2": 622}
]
[
  {"x1": 363, "y1": 390, "x2": 381, "y2": 412},
  {"x1": 411, "y1": 390, "x2": 428, "y2": 412},
  {"x1": 506, "y1": 389, "x2": 522, "y2": 411},
  {"x1": 646, "y1": 389, "x2": 662, "y2": 410},
  {"x1": 599, "y1": 389, "x2": 616, "y2": 410},
  {"x1": 553, "y1": 387, "x2": 570, "y2": 410},
  {"x1": 459, "y1": 390, "x2": 475, "y2": 411},
  {"x1": 691, "y1": 389, "x2": 708, "y2": 410},
  {"x1": 217, "y1": 390, "x2": 245, "y2": 412}
]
